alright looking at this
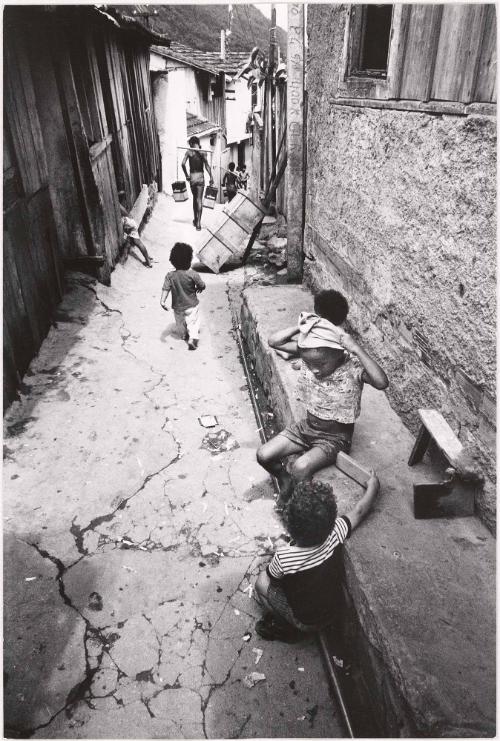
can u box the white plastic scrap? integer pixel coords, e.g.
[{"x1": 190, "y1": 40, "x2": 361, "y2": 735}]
[
  {"x1": 242, "y1": 633, "x2": 251, "y2": 642},
  {"x1": 25, "y1": 577, "x2": 37, "y2": 582},
  {"x1": 234, "y1": 609, "x2": 241, "y2": 616},
  {"x1": 297, "y1": 716, "x2": 306, "y2": 721},
  {"x1": 298, "y1": 667, "x2": 305, "y2": 672},
  {"x1": 252, "y1": 648, "x2": 263, "y2": 665},
  {"x1": 243, "y1": 584, "x2": 254, "y2": 598},
  {"x1": 242, "y1": 671, "x2": 266, "y2": 688},
  {"x1": 332, "y1": 655, "x2": 344, "y2": 668}
]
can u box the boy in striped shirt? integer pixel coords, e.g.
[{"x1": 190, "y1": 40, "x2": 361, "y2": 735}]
[{"x1": 254, "y1": 472, "x2": 379, "y2": 642}]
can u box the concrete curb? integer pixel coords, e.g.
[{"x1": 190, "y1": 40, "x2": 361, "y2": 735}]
[{"x1": 240, "y1": 284, "x2": 495, "y2": 737}]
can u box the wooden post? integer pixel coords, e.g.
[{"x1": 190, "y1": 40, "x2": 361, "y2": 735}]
[
  {"x1": 286, "y1": 3, "x2": 305, "y2": 282},
  {"x1": 269, "y1": 5, "x2": 277, "y2": 171}
]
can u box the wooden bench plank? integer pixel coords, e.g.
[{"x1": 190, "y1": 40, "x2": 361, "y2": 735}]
[{"x1": 418, "y1": 408, "x2": 463, "y2": 464}]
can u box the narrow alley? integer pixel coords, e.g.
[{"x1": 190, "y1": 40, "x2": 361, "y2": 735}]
[
  {"x1": 3, "y1": 195, "x2": 344, "y2": 738},
  {"x1": 4, "y1": 3, "x2": 496, "y2": 738}
]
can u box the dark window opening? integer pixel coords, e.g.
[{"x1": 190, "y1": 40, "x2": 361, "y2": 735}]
[{"x1": 352, "y1": 5, "x2": 393, "y2": 78}]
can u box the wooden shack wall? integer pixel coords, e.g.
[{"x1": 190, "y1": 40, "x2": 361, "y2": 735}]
[{"x1": 3, "y1": 6, "x2": 161, "y2": 408}]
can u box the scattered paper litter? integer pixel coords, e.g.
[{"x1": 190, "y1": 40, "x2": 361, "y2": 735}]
[
  {"x1": 25, "y1": 577, "x2": 37, "y2": 582},
  {"x1": 242, "y1": 633, "x2": 251, "y2": 642},
  {"x1": 332, "y1": 655, "x2": 344, "y2": 668},
  {"x1": 243, "y1": 671, "x2": 266, "y2": 688},
  {"x1": 234, "y1": 609, "x2": 240, "y2": 616},
  {"x1": 243, "y1": 584, "x2": 254, "y2": 598},
  {"x1": 297, "y1": 716, "x2": 306, "y2": 721},
  {"x1": 298, "y1": 667, "x2": 305, "y2": 672},
  {"x1": 252, "y1": 648, "x2": 263, "y2": 665},
  {"x1": 199, "y1": 415, "x2": 218, "y2": 428}
]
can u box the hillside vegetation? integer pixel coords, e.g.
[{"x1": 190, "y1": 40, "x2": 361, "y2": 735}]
[{"x1": 123, "y1": 4, "x2": 287, "y2": 55}]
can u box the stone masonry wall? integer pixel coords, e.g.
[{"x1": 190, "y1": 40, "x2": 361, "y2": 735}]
[{"x1": 305, "y1": 5, "x2": 496, "y2": 531}]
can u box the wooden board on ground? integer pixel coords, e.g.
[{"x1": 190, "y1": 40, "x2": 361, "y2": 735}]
[{"x1": 336, "y1": 452, "x2": 371, "y2": 487}]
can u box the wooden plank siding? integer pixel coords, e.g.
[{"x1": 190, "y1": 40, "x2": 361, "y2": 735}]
[
  {"x1": 431, "y1": 4, "x2": 488, "y2": 102},
  {"x1": 474, "y1": 5, "x2": 497, "y2": 103},
  {"x1": 3, "y1": 5, "x2": 162, "y2": 407},
  {"x1": 399, "y1": 5, "x2": 443, "y2": 101},
  {"x1": 340, "y1": 4, "x2": 496, "y2": 105}
]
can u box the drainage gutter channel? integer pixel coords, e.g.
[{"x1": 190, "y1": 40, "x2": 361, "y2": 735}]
[{"x1": 232, "y1": 312, "x2": 358, "y2": 738}]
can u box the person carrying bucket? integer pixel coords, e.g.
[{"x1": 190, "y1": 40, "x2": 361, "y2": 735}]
[{"x1": 181, "y1": 136, "x2": 213, "y2": 231}]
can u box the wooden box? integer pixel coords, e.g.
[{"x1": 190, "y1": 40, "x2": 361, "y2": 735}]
[
  {"x1": 223, "y1": 191, "x2": 266, "y2": 233},
  {"x1": 172, "y1": 181, "x2": 188, "y2": 202},
  {"x1": 203, "y1": 185, "x2": 218, "y2": 209}
]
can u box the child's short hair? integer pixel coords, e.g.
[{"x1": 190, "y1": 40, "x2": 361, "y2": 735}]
[
  {"x1": 228, "y1": 162, "x2": 236, "y2": 171},
  {"x1": 188, "y1": 136, "x2": 200, "y2": 147},
  {"x1": 170, "y1": 242, "x2": 193, "y2": 270},
  {"x1": 314, "y1": 290, "x2": 349, "y2": 326},
  {"x1": 284, "y1": 480, "x2": 338, "y2": 546}
]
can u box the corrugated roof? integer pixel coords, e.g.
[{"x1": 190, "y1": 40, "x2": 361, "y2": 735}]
[
  {"x1": 186, "y1": 111, "x2": 220, "y2": 137},
  {"x1": 151, "y1": 40, "x2": 250, "y2": 76}
]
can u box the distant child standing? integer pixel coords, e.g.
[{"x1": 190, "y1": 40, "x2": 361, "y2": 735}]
[
  {"x1": 223, "y1": 162, "x2": 239, "y2": 202},
  {"x1": 238, "y1": 163, "x2": 249, "y2": 190},
  {"x1": 160, "y1": 242, "x2": 205, "y2": 351}
]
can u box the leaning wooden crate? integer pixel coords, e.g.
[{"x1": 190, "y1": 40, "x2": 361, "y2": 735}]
[
  {"x1": 223, "y1": 191, "x2": 266, "y2": 233},
  {"x1": 196, "y1": 227, "x2": 236, "y2": 274},
  {"x1": 172, "y1": 180, "x2": 188, "y2": 202},
  {"x1": 203, "y1": 185, "x2": 218, "y2": 209}
]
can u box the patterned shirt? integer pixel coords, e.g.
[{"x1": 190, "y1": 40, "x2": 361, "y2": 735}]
[
  {"x1": 298, "y1": 354, "x2": 364, "y2": 423},
  {"x1": 267, "y1": 516, "x2": 352, "y2": 625}
]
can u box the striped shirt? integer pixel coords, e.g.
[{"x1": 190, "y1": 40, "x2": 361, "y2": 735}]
[{"x1": 267, "y1": 516, "x2": 351, "y2": 625}]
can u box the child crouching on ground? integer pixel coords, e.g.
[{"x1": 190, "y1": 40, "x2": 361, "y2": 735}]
[
  {"x1": 272, "y1": 289, "x2": 349, "y2": 360},
  {"x1": 254, "y1": 471, "x2": 380, "y2": 642},
  {"x1": 160, "y1": 242, "x2": 205, "y2": 351},
  {"x1": 257, "y1": 313, "x2": 388, "y2": 495}
]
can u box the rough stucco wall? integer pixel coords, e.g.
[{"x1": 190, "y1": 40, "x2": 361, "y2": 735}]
[{"x1": 305, "y1": 5, "x2": 496, "y2": 530}]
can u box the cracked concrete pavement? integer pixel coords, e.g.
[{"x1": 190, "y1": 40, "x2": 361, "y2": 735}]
[{"x1": 3, "y1": 194, "x2": 344, "y2": 738}]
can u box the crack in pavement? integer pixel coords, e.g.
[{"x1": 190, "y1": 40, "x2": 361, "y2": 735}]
[
  {"x1": 69, "y1": 441, "x2": 182, "y2": 557},
  {"x1": 10, "y1": 542, "x2": 126, "y2": 738}
]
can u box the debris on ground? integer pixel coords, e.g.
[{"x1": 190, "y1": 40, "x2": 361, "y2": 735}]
[
  {"x1": 243, "y1": 671, "x2": 266, "y2": 688},
  {"x1": 201, "y1": 429, "x2": 239, "y2": 455},
  {"x1": 242, "y1": 632, "x2": 251, "y2": 642},
  {"x1": 252, "y1": 648, "x2": 263, "y2": 664},
  {"x1": 198, "y1": 414, "x2": 218, "y2": 428},
  {"x1": 243, "y1": 584, "x2": 254, "y2": 598}
]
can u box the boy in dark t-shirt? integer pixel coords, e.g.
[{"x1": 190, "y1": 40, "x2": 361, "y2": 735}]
[
  {"x1": 160, "y1": 242, "x2": 205, "y2": 351},
  {"x1": 254, "y1": 471, "x2": 380, "y2": 641}
]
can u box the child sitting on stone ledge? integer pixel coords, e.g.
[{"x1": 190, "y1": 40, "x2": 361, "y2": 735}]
[
  {"x1": 254, "y1": 473, "x2": 380, "y2": 642},
  {"x1": 257, "y1": 310, "x2": 388, "y2": 497}
]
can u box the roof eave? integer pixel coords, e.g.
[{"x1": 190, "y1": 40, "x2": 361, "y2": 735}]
[{"x1": 97, "y1": 6, "x2": 171, "y2": 46}]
